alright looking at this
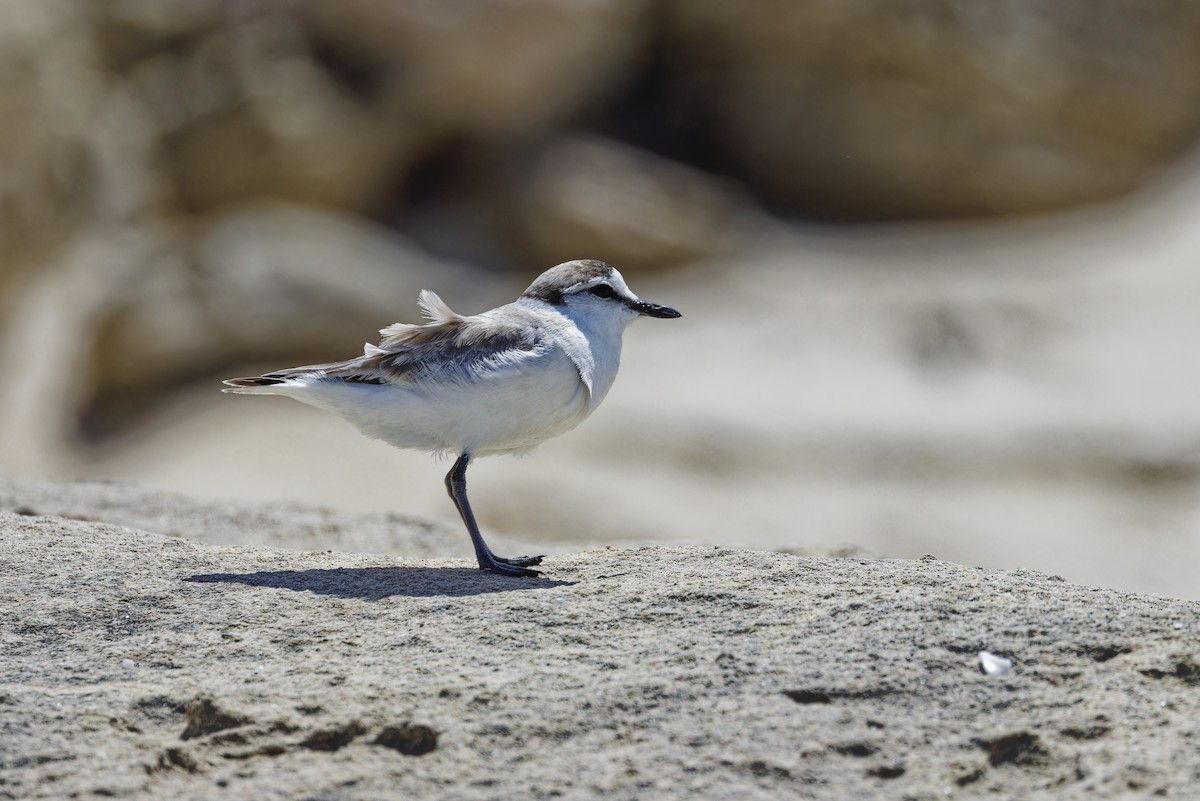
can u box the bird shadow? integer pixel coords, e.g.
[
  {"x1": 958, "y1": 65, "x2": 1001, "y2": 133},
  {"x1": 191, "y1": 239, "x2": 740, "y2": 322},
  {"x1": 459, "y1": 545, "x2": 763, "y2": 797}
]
[{"x1": 185, "y1": 566, "x2": 573, "y2": 600}]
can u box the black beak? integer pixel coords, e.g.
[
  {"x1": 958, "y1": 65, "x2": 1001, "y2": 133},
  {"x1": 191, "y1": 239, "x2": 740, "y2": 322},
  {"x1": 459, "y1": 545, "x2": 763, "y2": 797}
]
[{"x1": 630, "y1": 299, "x2": 682, "y2": 319}]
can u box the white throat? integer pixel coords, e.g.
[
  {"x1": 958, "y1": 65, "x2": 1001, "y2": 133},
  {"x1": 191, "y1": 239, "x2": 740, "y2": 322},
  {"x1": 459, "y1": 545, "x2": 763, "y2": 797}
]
[
  {"x1": 566, "y1": 302, "x2": 638, "y2": 411},
  {"x1": 520, "y1": 296, "x2": 635, "y2": 412}
]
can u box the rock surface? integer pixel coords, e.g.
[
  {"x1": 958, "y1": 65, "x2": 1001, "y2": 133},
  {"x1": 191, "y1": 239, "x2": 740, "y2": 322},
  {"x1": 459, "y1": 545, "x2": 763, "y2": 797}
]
[{"x1": 2, "y1": 479, "x2": 1198, "y2": 799}]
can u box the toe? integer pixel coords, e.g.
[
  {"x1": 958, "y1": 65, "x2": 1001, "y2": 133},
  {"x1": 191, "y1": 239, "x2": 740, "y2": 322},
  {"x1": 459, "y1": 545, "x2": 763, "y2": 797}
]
[
  {"x1": 497, "y1": 554, "x2": 545, "y2": 567},
  {"x1": 484, "y1": 562, "x2": 540, "y2": 578}
]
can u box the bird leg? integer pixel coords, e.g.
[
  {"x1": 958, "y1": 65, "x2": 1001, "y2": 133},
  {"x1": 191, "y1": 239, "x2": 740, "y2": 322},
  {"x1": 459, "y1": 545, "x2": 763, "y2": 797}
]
[{"x1": 445, "y1": 454, "x2": 544, "y2": 577}]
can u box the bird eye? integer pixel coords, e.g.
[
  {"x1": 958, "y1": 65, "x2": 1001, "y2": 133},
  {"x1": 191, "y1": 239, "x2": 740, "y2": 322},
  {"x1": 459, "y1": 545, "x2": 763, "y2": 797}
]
[{"x1": 588, "y1": 284, "x2": 616, "y2": 299}]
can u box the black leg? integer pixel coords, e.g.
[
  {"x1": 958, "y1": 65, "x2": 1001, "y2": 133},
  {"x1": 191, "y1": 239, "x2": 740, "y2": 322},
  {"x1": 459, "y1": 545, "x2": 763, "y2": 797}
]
[{"x1": 444, "y1": 454, "x2": 545, "y2": 577}]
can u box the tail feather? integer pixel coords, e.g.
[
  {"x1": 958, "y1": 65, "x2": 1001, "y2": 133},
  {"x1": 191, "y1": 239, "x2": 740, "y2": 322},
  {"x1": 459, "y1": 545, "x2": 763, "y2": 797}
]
[
  {"x1": 224, "y1": 376, "x2": 285, "y2": 387},
  {"x1": 222, "y1": 376, "x2": 288, "y2": 394},
  {"x1": 416, "y1": 289, "x2": 462, "y2": 324}
]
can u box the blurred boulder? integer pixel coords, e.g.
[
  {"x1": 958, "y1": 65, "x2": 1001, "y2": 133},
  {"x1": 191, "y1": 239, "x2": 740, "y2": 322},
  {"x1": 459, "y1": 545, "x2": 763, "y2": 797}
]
[
  {"x1": 383, "y1": 134, "x2": 761, "y2": 273},
  {"x1": 11, "y1": 0, "x2": 1200, "y2": 471},
  {"x1": 663, "y1": 0, "x2": 1200, "y2": 219},
  {"x1": 93, "y1": 0, "x2": 655, "y2": 212},
  {"x1": 0, "y1": 2, "x2": 163, "y2": 287},
  {"x1": 0, "y1": 204, "x2": 503, "y2": 460},
  {"x1": 517, "y1": 135, "x2": 759, "y2": 270},
  {"x1": 101, "y1": 2, "x2": 419, "y2": 211},
  {"x1": 302, "y1": 0, "x2": 653, "y2": 135},
  {"x1": 79, "y1": 204, "x2": 506, "y2": 436},
  {"x1": 0, "y1": 0, "x2": 662, "y2": 453}
]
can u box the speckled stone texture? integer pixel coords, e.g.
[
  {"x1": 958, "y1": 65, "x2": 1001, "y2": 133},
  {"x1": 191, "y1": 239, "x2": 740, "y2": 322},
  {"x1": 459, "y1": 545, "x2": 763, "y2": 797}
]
[{"x1": 1, "y1": 481, "x2": 1197, "y2": 799}]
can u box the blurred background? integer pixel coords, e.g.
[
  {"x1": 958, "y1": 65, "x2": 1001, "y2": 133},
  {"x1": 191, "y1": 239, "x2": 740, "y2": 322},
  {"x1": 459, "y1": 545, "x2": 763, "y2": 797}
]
[{"x1": 4, "y1": 0, "x2": 1200, "y2": 599}]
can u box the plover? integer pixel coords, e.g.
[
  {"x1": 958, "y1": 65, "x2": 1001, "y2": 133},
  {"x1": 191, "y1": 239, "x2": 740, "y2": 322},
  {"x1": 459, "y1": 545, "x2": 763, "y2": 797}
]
[{"x1": 223, "y1": 259, "x2": 680, "y2": 577}]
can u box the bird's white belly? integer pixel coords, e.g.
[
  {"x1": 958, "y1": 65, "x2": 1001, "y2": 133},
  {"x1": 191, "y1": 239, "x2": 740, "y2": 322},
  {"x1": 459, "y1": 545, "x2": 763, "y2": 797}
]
[{"x1": 304, "y1": 349, "x2": 592, "y2": 456}]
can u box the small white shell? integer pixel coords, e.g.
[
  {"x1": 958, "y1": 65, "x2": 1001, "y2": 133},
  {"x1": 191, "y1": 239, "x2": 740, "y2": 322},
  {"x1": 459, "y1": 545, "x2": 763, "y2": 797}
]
[{"x1": 979, "y1": 650, "x2": 1013, "y2": 677}]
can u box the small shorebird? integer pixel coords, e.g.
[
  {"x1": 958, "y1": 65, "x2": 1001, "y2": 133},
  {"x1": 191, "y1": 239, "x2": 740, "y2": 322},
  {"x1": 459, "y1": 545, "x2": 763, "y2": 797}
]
[{"x1": 223, "y1": 259, "x2": 681, "y2": 577}]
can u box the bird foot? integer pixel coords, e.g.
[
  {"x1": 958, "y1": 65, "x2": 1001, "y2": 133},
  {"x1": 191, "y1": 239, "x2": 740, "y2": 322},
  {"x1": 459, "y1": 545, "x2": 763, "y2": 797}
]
[{"x1": 478, "y1": 553, "x2": 545, "y2": 577}]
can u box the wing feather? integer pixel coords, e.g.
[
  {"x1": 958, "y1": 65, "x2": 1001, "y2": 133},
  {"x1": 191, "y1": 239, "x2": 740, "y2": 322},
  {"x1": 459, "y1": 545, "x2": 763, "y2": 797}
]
[{"x1": 250, "y1": 298, "x2": 546, "y2": 388}]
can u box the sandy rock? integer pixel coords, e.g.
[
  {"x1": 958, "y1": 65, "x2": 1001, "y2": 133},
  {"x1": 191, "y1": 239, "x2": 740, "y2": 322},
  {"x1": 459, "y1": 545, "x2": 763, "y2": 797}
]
[
  {"x1": 664, "y1": 1, "x2": 1200, "y2": 219},
  {"x1": 0, "y1": 475, "x2": 550, "y2": 560},
  {"x1": 1, "y1": 488, "x2": 1197, "y2": 799}
]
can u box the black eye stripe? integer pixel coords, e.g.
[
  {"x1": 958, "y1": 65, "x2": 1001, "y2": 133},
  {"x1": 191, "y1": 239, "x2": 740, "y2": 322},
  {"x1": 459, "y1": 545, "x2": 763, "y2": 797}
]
[{"x1": 587, "y1": 284, "x2": 616, "y2": 299}]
